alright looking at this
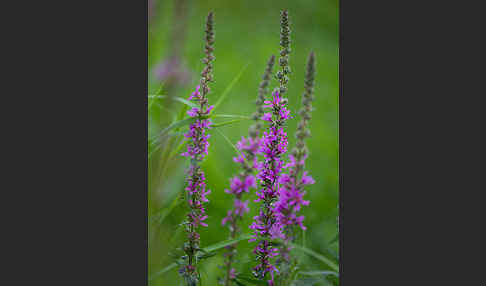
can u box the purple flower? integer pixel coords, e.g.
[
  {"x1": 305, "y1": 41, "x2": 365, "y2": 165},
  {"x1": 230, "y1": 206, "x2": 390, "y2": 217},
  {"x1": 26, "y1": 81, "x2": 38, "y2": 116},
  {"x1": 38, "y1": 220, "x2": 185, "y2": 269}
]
[
  {"x1": 261, "y1": 113, "x2": 272, "y2": 122},
  {"x1": 234, "y1": 199, "x2": 250, "y2": 216},
  {"x1": 153, "y1": 57, "x2": 191, "y2": 85},
  {"x1": 187, "y1": 107, "x2": 199, "y2": 117},
  {"x1": 188, "y1": 85, "x2": 201, "y2": 100},
  {"x1": 251, "y1": 89, "x2": 290, "y2": 282},
  {"x1": 274, "y1": 52, "x2": 317, "y2": 278},
  {"x1": 179, "y1": 12, "x2": 215, "y2": 286},
  {"x1": 224, "y1": 175, "x2": 256, "y2": 195},
  {"x1": 221, "y1": 54, "x2": 277, "y2": 286},
  {"x1": 181, "y1": 85, "x2": 213, "y2": 266},
  {"x1": 221, "y1": 210, "x2": 232, "y2": 226}
]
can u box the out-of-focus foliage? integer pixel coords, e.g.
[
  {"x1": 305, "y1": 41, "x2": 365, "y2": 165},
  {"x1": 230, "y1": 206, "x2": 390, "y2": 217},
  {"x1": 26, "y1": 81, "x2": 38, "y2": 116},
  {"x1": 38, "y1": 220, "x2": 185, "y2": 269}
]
[{"x1": 148, "y1": 0, "x2": 338, "y2": 285}]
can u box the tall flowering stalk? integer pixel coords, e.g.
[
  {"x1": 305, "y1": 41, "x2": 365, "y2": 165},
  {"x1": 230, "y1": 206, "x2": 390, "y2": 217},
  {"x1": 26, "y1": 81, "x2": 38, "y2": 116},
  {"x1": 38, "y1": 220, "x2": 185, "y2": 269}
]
[
  {"x1": 250, "y1": 10, "x2": 292, "y2": 285},
  {"x1": 221, "y1": 55, "x2": 275, "y2": 286},
  {"x1": 179, "y1": 12, "x2": 215, "y2": 286},
  {"x1": 274, "y1": 52, "x2": 316, "y2": 284}
]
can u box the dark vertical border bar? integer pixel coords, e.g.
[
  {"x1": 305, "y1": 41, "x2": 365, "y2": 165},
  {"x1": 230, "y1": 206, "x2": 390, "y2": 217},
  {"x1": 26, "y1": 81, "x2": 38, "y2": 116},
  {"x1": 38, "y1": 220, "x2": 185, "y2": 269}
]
[
  {"x1": 338, "y1": 0, "x2": 343, "y2": 281},
  {"x1": 7, "y1": 0, "x2": 149, "y2": 283}
]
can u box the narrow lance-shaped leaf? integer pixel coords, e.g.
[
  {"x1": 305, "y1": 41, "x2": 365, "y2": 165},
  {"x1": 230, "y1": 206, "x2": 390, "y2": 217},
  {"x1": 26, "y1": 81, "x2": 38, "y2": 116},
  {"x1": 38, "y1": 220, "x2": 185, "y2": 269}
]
[
  {"x1": 328, "y1": 233, "x2": 339, "y2": 245},
  {"x1": 235, "y1": 275, "x2": 268, "y2": 286},
  {"x1": 289, "y1": 243, "x2": 339, "y2": 272},
  {"x1": 212, "y1": 64, "x2": 249, "y2": 112},
  {"x1": 211, "y1": 119, "x2": 244, "y2": 128},
  {"x1": 149, "y1": 263, "x2": 177, "y2": 281},
  {"x1": 211, "y1": 114, "x2": 251, "y2": 119},
  {"x1": 149, "y1": 234, "x2": 253, "y2": 281},
  {"x1": 200, "y1": 233, "x2": 252, "y2": 253},
  {"x1": 148, "y1": 191, "x2": 183, "y2": 226},
  {"x1": 167, "y1": 138, "x2": 189, "y2": 160},
  {"x1": 148, "y1": 94, "x2": 199, "y2": 108},
  {"x1": 214, "y1": 128, "x2": 250, "y2": 166}
]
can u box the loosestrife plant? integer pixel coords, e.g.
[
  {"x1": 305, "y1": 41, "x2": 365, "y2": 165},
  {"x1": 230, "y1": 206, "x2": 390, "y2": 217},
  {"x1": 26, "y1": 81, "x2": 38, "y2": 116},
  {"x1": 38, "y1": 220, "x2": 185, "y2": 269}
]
[
  {"x1": 152, "y1": 9, "x2": 331, "y2": 286},
  {"x1": 249, "y1": 10, "x2": 292, "y2": 285},
  {"x1": 220, "y1": 55, "x2": 276, "y2": 286},
  {"x1": 179, "y1": 12, "x2": 215, "y2": 286},
  {"x1": 274, "y1": 52, "x2": 316, "y2": 284}
]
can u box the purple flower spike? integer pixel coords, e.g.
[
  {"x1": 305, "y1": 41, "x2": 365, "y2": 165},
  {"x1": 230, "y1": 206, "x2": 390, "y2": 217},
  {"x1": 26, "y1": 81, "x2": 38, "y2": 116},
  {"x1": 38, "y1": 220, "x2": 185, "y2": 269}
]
[
  {"x1": 250, "y1": 10, "x2": 294, "y2": 285},
  {"x1": 221, "y1": 55, "x2": 276, "y2": 286},
  {"x1": 274, "y1": 52, "x2": 316, "y2": 284},
  {"x1": 250, "y1": 88, "x2": 291, "y2": 283},
  {"x1": 179, "y1": 12, "x2": 215, "y2": 286}
]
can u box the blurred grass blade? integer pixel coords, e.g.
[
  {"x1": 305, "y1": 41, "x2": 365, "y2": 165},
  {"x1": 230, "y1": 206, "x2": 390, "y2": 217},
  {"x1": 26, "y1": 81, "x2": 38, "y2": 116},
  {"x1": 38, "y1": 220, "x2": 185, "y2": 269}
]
[
  {"x1": 214, "y1": 128, "x2": 249, "y2": 165},
  {"x1": 148, "y1": 94, "x2": 156, "y2": 110},
  {"x1": 292, "y1": 277, "x2": 324, "y2": 286},
  {"x1": 148, "y1": 95, "x2": 198, "y2": 108},
  {"x1": 299, "y1": 271, "x2": 339, "y2": 286},
  {"x1": 148, "y1": 192, "x2": 183, "y2": 226},
  {"x1": 151, "y1": 117, "x2": 196, "y2": 143},
  {"x1": 303, "y1": 229, "x2": 306, "y2": 248},
  {"x1": 328, "y1": 233, "x2": 338, "y2": 245},
  {"x1": 149, "y1": 262, "x2": 177, "y2": 281},
  {"x1": 212, "y1": 114, "x2": 251, "y2": 119},
  {"x1": 148, "y1": 132, "x2": 184, "y2": 158},
  {"x1": 290, "y1": 243, "x2": 339, "y2": 272},
  {"x1": 200, "y1": 234, "x2": 252, "y2": 253},
  {"x1": 177, "y1": 104, "x2": 189, "y2": 121},
  {"x1": 233, "y1": 279, "x2": 249, "y2": 286},
  {"x1": 212, "y1": 119, "x2": 244, "y2": 128},
  {"x1": 171, "y1": 97, "x2": 198, "y2": 108},
  {"x1": 215, "y1": 128, "x2": 239, "y2": 153},
  {"x1": 154, "y1": 83, "x2": 164, "y2": 95},
  {"x1": 148, "y1": 143, "x2": 162, "y2": 158},
  {"x1": 299, "y1": 271, "x2": 339, "y2": 277},
  {"x1": 149, "y1": 235, "x2": 252, "y2": 281},
  {"x1": 235, "y1": 275, "x2": 268, "y2": 285},
  {"x1": 212, "y1": 64, "x2": 249, "y2": 112},
  {"x1": 168, "y1": 139, "x2": 188, "y2": 160}
]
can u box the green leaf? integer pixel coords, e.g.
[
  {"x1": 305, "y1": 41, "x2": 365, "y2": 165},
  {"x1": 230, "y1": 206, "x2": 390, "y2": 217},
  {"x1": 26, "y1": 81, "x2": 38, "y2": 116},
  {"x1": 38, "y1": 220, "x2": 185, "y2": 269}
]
[
  {"x1": 150, "y1": 117, "x2": 196, "y2": 143},
  {"x1": 298, "y1": 271, "x2": 339, "y2": 286},
  {"x1": 167, "y1": 139, "x2": 189, "y2": 160},
  {"x1": 212, "y1": 119, "x2": 244, "y2": 128},
  {"x1": 214, "y1": 128, "x2": 249, "y2": 166},
  {"x1": 148, "y1": 94, "x2": 156, "y2": 110},
  {"x1": 290, "y1": 244, "x2": 339, "y2": 272},
  {"x1": 149, "y1": 262, "x2": 177, "y2": 281},
  {"x1": 291, "y1": 277, "x2": 321, "y2": 286},
  {"x1": 148, "y1": 192, "x2": 183, "y2": 226},
  {"x1": 212, "y1": 114, "x2": 251, "y2": 119},
  {"x1": 149, "y1": 235, "x2": 253, "y2": 281},
  {"x1": 151, "y1": 113, "x2": 213, "y2": 143},
  {"x1": 212, "y1": 64, "x2": 249, "y2": 112},
  {"x1": 148, "y1": 94, "x2": 198, "y2": 108},
  {"x1": 234, "y1": 279, "x2": 249, "y2": 286},
  {"x1": 154, "y1": 83, "x2": 165, "y2": 95},
  {"x1": 299, "y1": 271, "x2": 339, "y2": 277},
  {"x1": 148, "y1": 131, "x2": 184, "y2": 159},
  {"x1": 197, "y1": 251, "x2": 217, "y2": 260},
  {"x1": 328, "y1": 233, "x2": 339, "y2": 245},
  {"x1": 200, "y1": 233, "x2": 252, "y2": 253},
  {"x1": 235, "y1": 275, "x2": 268, "y2": 285}
]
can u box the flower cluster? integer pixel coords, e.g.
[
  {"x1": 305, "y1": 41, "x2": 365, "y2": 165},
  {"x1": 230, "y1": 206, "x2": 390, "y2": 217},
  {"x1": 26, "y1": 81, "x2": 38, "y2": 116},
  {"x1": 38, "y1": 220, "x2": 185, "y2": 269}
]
[
  {"x1": 179, "y1": 84, "x2": 214, "y2": 285},
  {"x1": 220, "y1": 55, "x2": 275, "y2": 286},
  {"x1": 276, "y1": 52, "x2": 316, "y2": 237},
  {"x1": 179, "y1": 12, "x2": 215, "y2": 286},
  {"x1": 274, "y1": 52, "x2": 316, "y2": 284},
  {"x1": 250, "y1": 89, "x2": 290, "y2": 285},
  {"x1": 250, "y1": 10, "x2": 292, "y2": 285}
]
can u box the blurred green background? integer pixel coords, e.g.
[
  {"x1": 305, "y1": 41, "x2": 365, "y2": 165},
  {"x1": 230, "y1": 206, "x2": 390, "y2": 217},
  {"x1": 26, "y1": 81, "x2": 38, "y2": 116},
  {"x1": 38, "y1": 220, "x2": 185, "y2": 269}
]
[{"x1": 148, "y1": 0, "x2": 338, "y2": 284}]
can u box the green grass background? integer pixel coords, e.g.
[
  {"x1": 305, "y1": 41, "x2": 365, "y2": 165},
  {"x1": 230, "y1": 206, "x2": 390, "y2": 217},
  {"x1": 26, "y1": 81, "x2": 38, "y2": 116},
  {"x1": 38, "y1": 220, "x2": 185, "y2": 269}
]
[{"x1": 148, "y1": 0, "x2": 338, "y2": 284}]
